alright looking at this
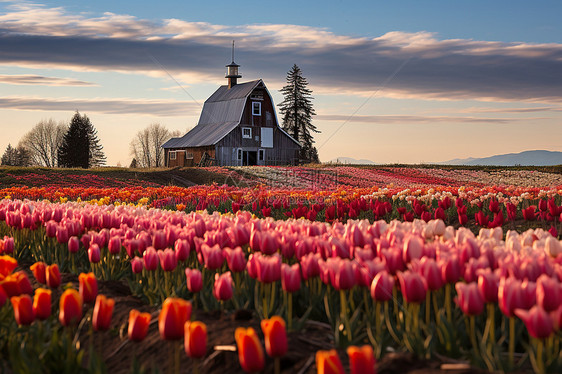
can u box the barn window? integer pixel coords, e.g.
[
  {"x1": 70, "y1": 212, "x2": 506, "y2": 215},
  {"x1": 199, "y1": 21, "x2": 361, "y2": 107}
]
[
  {"x1": 237, "y1": 148, "x2": 243, "y2": 160},
  {"x1": 252, "y1": 102, "x2": 261, "y2": 116},
  {"x1": 169, "y1": 151, "x2": 176, "y2": 160},
  {"x1": 242, "y1": 127, "x2": 252, "y2": 139},
  {"x1": 186, "y1": 152, "x2": 194, "y2": 159},
  {"x1": 258, "y1": 149, "x2": 265, "y2": 161}
]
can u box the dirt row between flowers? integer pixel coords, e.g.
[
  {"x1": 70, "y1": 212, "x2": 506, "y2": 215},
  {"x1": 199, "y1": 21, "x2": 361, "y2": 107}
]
[{"x1": 17, "y1": 267, "x2": 496, "y2": 374}]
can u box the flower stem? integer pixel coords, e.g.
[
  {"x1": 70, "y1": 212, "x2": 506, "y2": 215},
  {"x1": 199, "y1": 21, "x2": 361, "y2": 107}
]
[
  {"x1": 508, "y1": 316, "x2": 515, "y2": 370},
  {"x1": 340, "y1": 289, "x2": 352, "y2": 343},
  {"x1": 274, "y1": 357, "x2": 280, "y2": 374},
  {"x1": 536, "y1": 339, "x2": 545, "y2": 374},
  {"x1": 288, "y1": 292, "x2": 293, "y2": 331}
]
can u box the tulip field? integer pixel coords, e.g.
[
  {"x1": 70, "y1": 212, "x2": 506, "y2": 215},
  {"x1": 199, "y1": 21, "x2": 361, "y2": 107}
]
[{"x1": 1, "y1": 165, "x2": 562, "y2": 373}]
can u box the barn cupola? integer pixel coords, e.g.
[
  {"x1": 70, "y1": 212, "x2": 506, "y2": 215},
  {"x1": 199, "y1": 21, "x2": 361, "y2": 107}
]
[{"x1": 225, "y1": 40, "x2": 241, "y2": 89}]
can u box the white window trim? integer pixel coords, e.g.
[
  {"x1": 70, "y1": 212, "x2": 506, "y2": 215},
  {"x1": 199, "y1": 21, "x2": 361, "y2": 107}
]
[
  {"x1": 169, "y1": 151, "x2": 176, "y2": 160},
  {"x1": 252, "y1": 102, "x2": 261, "y2": 116},
  {"x1": 237, "y1": 148, "x2": 243, "y2": 161},
  {"x1": 242, "y1": 127, "x2": 252, "y2": 139},
  {"x1": 186, "y1": 152, "x2": 194, "y2": 159},
  {"x1": 258, "y1": 149, "x2": 265, "y2": 161}
]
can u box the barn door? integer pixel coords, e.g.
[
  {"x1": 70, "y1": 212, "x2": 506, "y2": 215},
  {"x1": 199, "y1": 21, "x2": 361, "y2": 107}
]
[{"x1": 261, "y1": 127, "x2": 273, "y2": 148}]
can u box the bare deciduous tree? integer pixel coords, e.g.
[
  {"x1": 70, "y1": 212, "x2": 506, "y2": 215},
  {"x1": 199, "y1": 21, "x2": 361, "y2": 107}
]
[
  {"x1": 20, "y1": 119, "x2": 68, "y2": 167},
  {"x1": 130, "y1": 123, "x2": 181, "y2": 168}
]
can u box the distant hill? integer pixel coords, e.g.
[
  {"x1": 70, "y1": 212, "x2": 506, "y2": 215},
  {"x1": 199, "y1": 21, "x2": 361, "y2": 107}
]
[
  {"x1": 327, "y1": 157, "x2": 377, "y2": 165},
  {"x1": 439, "y1": 150, "x2": 562, "y2": 166}
]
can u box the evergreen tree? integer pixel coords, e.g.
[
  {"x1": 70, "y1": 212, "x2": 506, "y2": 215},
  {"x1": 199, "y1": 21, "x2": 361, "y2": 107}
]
[
  {"x1": 1, "y1": 144, "x2": 17, "y2": 166},
  {"x1": 278, "y1": 64, "x2": 320, "y2": 163},
  {"x1": 58, "y1": 112, "x2": 106, "y2": 168},
  {"x1": 1, "y1": 144, "x2": 31, "y2": 166}
]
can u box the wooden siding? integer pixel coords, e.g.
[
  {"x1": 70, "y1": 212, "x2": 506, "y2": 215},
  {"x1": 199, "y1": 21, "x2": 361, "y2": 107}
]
[{"x1": 165, "y1": 146, "x2": 215, "y2": 167}]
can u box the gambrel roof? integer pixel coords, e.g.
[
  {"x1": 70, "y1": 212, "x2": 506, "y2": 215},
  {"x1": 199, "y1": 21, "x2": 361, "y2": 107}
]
[{"x1": 162, "y1": 79, "x2": 299, "y2": 149}]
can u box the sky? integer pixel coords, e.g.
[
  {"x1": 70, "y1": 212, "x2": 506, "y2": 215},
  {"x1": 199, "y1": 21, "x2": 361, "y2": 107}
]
[{"x1": 1, "y1": 0, "x2": 561, "y2": 165}]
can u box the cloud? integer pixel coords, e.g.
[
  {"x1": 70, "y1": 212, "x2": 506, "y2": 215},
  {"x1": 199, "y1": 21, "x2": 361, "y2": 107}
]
[
  {"x1": 315, "y1": 114, "x2": 549, "y2": 124},
  {"x1": 0, "y1": 96, "x2": 201, "y2": 116},
  {"x1": 0, "y1": 3, "x2": 562, "y2": 103},
  {"x1": 459, "y1": 106, "x2": 562, "y2": 113},
  {"x1": 0, "y1": 74, "x2": 96, "y2": 86}
]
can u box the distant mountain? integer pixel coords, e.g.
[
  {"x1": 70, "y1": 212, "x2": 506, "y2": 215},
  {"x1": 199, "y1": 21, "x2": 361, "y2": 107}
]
[
  {"x1": 439, "y1": 150, "x2": 562, "y2": 166},
  {"x1": 327, "y1": 157, "x2": 377, "y2": 165}
]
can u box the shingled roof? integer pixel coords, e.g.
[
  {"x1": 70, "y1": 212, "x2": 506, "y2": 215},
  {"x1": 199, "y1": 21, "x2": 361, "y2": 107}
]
[{"x1": 162, "y1": 80, "x2": 262, "y2": 148}]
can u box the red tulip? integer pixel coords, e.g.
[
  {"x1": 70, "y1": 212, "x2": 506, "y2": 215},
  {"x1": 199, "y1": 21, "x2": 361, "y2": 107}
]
[
  {"x1": 455, "y1": 282, "x2": 484, "y2": 315},
  {"x1": 59, "y1": 288, "x2": 83, "y2": 326},
  {"x1": 261, "y1": 316, "x2": 288, "y2": 357},
  {"x1": 33, "y1": 288, "x2": 52, "y2": 320},
  {"x1": 79, "y1": 272, "x2": 98, "y2": 304},
  {"x1": 0, "y1": 255, "x2": 18, "y2": 277},
  {"x1": 213, "y1": 272, "x2": 234, "y2": 301},
  {"x1": 46, "y1": 264, "x2": 61, "y2": 289},
  {"x1": 131, "y1": 256, "x2": 144, "y2": 274},
  {"x1": 56, "y1": 225, "x2": 69, "y2": 244},
  {"x1": 0, "y1": 285, "x2": 6, "y2": 308},
  {"x1": 1, "y1": 237, "x2": 14, "y2": 254},
  {"x1": 281, "y1": 263, "x2": 301, "y2": 293},
  {"x1": 370, "y1": 270, "x2": 394, "y2": 302},
  {"x1": 536, "y1": 274, "x2": 561, "y2": 312},
  {"x1": 260, "y1": 231, "x2": 278, "y2": 255},
  {"x1": 515, "y1": 306, "x2": 554, "y2": 339},
  {"x1": 397, "y1": 270, "x2": 427, "y2": 304},
  {"x1": 128, "y1": 309, "x2": 151, "y2": 341},
  {"x1": 11, "y1": 294, "x2": 34, "y2": 325},
  {"x1": 108, "y1": 236, "x2": 122, "y2": 255},
  {"x1": 158, "y1": 248, "x2": 177, "y2": 272},
  {"x1": 93, "y1": 294, "x2": 115, "y2": 331},
  {"x1": 88, "y1": 244, "x2": 101, "y2": 263},
  {"x1": 68, "y1": 236, "x2": 80, "y2": 254},
  {"x1": 316, "y1": 349, "x2": 344, "y2": 374},
  {"x1": 347, "y1": 345, "x2": 376, "y2": 374},
  {"x1": 158, "y1": 297, "x2": 191, "y2": 340},
  {"x1": 184, "y1": 321, "x2": 207, "y2": 358},
  {"x1": 522, "y1": 206, "x2": 537, "y2": 221},
  {"x1": 235, "y1": 327, "x2": 265, "y2": 373},
  {"x1": 185, "y1": 268, "x2": 203, "y2": 293}
]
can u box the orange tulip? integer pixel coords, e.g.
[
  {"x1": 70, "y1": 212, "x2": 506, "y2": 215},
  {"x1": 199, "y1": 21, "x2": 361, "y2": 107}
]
[
  {"x1": 184, "y1": 321, "x2": 207, "y2": 358},
  {"x1": 92, "y1": 295, "x2": 115, "y2": 331},
  {"x1": 128, "y1": 309, "x2": 151, "y2": 342},
  {"x1": 234, "y1": 327, "x2": 265, "y2": 373},
  {"x1": 59, "y1": 288, "x2": 83, "y2": 327},
  {"x1": 46, "y1": 264, "x2": 61, "y2": 289},
  {"x1": 0, "y1": 255, "x2": 18, "y2": 277},
  {"x1": 260, "y1": 316, "x2": 287, "y2": 357},
  {"x1": 316, "y1": 349, "x2": 344, "y2": 374},
  {"x1": 158, "y1": 297, "x2": 191, "y2": 340},
  {"x1": 11, "y1": 294, "x2": 34, "y2": 325},
  {"x1": 79, "y1": 272, "x2": 98, "y2": 304},
  {"x1": 30, "y1": 261, "x2": 46, "y2": 284},
  {"x1": 347, "y1": 345, "x2": 376, "y2": 374},
  {"x1": 33, "y1": 288, "x2": 52, "y2": 320}
]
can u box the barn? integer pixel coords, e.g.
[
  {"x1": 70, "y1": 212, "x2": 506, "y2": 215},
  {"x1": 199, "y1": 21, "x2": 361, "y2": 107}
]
[{"x1": 162, "y1": 57, "x2": 301, "y2": 167}]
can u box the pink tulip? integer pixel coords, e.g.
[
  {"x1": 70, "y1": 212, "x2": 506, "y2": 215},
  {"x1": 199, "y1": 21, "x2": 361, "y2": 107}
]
[
  {"x1": 382, "y1": 249, "x2": 405, "y2": 275},
  {"x1": 56, "y1": 225, "x2": 69, "y2": 244},
  {"x1": 152, "y1": 230, "x2": 167, "y2": 250},
  {"x1": 256, "y1": 253, "x2": 282, "y2": 284},
  {"x1": 143, "y1": 247, "x2": 159, "y2": 271},
  {"x1": 370, "y1": 270, "x2": 394, "y2": 302},
  {"x1": 420, "y1": 258, "x2": 443, "y2": 291},
  {"x1": 108, "y1": 236, "x2": 122, "y2": 255},
  {"x1": 397, "y1": 270, "x2": 427, "y2": 304},
  {"x1": 515, "y1": 306, "x2": 553, "y2": 339},
  {"x1": 332, "y1": 258, "x2": 356, "y2": 291},
  {"x1": 477, "y1": 270, "x2": 499, "y2": 303},
  {"x1": 158, "y1": 248, "x2": 177, "y2": 272},
  {"x1": 455, "y1": 282, "x2": 484, "y2": 315},
  {"x1": 88, "y1": 244, "x2": 101, "y2": 263},
  {"x1": 281, "y1": 263, "x2": 301, "y2": 293},
  {"x1": 68, "y1": 236, "x2": 80, "y2": 254},
  {"x1": 185, "y1": 268, "x2": 203, "y2": 293},
  {"x1": 45, "y1": 221, "x2": 57, "y2": 237},
  {"x1": 403, "y1": 235, "x2": 424, "y2": 263},
  {"x1": 536, "y1": 274, "x2": 561, "y2": 312},
  {"x1": 131, "y1": 257, "x2": 144, "y2": 274},
  {"x1": 225, "y1": 246, "x2": 247, "y2": 273},
  {"x1": 300, "y1": 252, "x2": 321, "y2": 280},
  {"x1": 174, "y1": 239, "x2": 190, "y2": 262},
  {"x1": 498, "y1": 277, "x2": 523, "y2": 317},
  {"x1": 440, "y1": 255, "x2": 461, "y2": 284},
  {"x1": 213, "y1": 272, "x2": 233, "y2": 301},
  {"x1": 201, "y1": 244, "x2": 225, "y2": 270},
  {"x1": 260, "y1": 232, "x2": 278, "y2": 255}
]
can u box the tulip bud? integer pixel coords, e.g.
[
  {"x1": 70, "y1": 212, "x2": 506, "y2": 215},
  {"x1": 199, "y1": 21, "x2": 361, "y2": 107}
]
[
  {"x1": 185, "y1": 268, "x2": 203, "y2": 293},
  {"x1": 128, "y1": 309, "x2": 151, "y2": 342},
  {"x1": 213, "y1": 272, "x2": 233, "y2": 301},
  {"x1": 370, "y1": 270, "x2": 394, "y2": 302},
  {"x1": 455, "y1": 282, "x2": 484, "y2": 316},
  {"x1": 88, "y1": 244, "x2": 101, "y2": 263},
  {"x1": 235, "y1": 327, "x2": 265, "y2": 373},
  {"x1": 184, "y1": 321, "x2": 207, "y2": 358},
  {"x1": 59, "y1": 288, "x2": 83, "y2": 327},
  {"x1": 397, "y1": 270, "x2": 427, "y2": 304},
  {"x1": 260, "y1": 316, "x2": 287, "y2": 357},
  {"x1": 33, "y1": 288, "x2": 52, "y2": 320},
  {"x1": 93, "y1": 294, "x2": 115, "y2": 331},
  {"x1": 46, "y1": 264, "x2": 61, "y2": 289},
  {"x1": 143, "y1": 247, "x2": 158, "y2": 271},
  {"x1": 281, "y1": 263, "x2": 301, "y2": 293},
  {"x1": 347, "y1": 345, "x2": 376, "y2": 374},
  {"x1": 515, "y1": 305, "x2": 553, "y2": 339},
  {"x1": 158, "y1": 248, "x2": 177, "y2": 272},
  {"x1": 79, "y1": 272, "x2": 98, "y2": 304},
  {"x1": 108, "y1": 236, "x2": 122, "y2": 255},
  {"x1": 68, "y1": 236, "x2": 80, "y2": 254},
  {"x1": 158, "y1": 297, "x2": 192, "y2": 340},
  {"x1": 316, "y1": 349, "x2": 344, "y2": 374},
  {"x1": 131, "y1": 257, "x2": 144, "y2": 274}
]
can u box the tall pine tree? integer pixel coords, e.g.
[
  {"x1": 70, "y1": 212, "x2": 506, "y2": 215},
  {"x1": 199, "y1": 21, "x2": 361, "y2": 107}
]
[
  {"x1": 58, "y1": 112, "x2": 106, "y2": 168},
  {"x1": 278, "y1": 64, "x2": 320, "y2": 163}
]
